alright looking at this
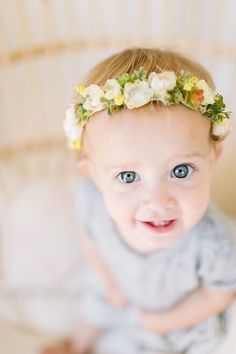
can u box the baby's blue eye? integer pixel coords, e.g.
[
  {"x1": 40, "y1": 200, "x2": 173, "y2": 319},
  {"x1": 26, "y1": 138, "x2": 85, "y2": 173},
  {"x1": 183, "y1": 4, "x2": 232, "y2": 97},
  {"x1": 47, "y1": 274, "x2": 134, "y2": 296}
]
[
  {"x1": 172, "y1": 164, "x2": 193, "y2": 178},
  {"x1": 117, "y1": 171, "x2": 140, "y2": 184}
]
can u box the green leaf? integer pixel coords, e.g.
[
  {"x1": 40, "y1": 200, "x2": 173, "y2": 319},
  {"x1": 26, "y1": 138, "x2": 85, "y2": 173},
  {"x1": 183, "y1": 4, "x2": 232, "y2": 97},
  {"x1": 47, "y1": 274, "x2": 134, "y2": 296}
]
[{"x1": 117, "y1": 73, "x2": 131, "y2": 87}]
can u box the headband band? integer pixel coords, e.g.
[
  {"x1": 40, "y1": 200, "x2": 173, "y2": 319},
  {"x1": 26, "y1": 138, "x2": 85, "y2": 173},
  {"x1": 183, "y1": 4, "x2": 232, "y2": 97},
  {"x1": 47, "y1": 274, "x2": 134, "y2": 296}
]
[{"x1": 64, "y1": 67, "x2": 231, "y2": 150}]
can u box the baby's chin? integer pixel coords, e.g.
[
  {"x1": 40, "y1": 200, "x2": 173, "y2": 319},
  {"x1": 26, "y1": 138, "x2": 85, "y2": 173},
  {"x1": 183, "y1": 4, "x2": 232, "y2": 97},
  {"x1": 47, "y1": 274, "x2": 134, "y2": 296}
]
[{"x1": 112, "y1": 219, "x2": 174, "y2": 253}]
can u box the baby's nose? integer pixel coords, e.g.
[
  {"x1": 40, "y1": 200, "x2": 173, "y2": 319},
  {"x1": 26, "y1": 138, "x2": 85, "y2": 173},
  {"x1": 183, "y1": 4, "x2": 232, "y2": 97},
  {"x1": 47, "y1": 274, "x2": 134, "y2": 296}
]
[
  {"x1": 148, "y1": 193, "x2": 175, "y2": 210},
  {"x1": 142, "y1": 185, "x2": 177, "y2": 213}
]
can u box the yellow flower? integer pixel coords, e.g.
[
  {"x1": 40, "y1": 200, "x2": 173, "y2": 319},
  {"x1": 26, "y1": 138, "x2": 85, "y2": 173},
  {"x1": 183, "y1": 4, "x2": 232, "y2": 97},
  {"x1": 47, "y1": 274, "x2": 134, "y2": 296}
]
[
  {"x1": 184, "y1": 77, "x2": 198, "y2": 91},
  {"x1": 218, "y1": 117, "x2": 227, "y2": 125},
  {"x1": 70, "y1": 140, "x2": 82, "y2": 150},
  {"x1": 76, "y1": 86, "x2": 86, "y2": 96},
  {"x1": 114, "y1": 95, "x2": 124, "y2": 106},
  {"x1": 189, "y1": 77, "x2": 198, "y2": 84}
]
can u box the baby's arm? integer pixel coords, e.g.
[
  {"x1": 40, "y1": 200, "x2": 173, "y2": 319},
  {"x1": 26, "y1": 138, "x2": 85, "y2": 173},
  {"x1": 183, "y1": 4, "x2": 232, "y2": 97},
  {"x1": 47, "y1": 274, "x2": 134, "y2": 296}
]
[
  {"x1": 80, "y1": 233, "x2": 128, "y2": 308},
  {"x1": 52, "y1": 234, "x2": 129, "y2": 354},
  {"x1": 139, "y1": 286, "x2": 235, "y2": 335}
]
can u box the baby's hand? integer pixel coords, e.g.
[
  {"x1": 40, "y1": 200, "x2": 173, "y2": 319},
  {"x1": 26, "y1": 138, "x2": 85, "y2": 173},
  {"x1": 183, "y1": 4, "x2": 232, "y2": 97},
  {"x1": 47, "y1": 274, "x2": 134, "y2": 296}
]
[
  {"x1": 139, "y1": 310, "x2": 168, "y2": 336},
  {"x1": 41, "y1": 321, "x2": 102, "y2": 354},
  {"x1": 72, "y1": 320, "x2": 103, "y2": 353},
  {"x1": 40, "y1": 340, "x2": 77, "y2": 354}
]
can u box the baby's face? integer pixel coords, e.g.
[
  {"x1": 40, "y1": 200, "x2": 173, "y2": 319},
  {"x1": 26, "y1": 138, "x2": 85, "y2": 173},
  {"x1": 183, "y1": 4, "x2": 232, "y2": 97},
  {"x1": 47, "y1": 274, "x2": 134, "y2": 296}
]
[{"x1": 84, "y1": 104, "x2": 222, "y2": 253}]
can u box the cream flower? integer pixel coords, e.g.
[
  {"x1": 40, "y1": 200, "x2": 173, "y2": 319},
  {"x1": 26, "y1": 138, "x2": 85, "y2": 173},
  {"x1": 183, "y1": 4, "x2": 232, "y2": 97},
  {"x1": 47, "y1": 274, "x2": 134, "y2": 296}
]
[
  {"x1": 148, "y1": 71, "x2": 176, "y2": 103},
  {"x1": 195, "y1": 80, "x2": 215, "y2": 105},
  {"x1": 104, "y1": 79, "x2": 121, "y2": 100},
  {"x1": 63, "y1": 106, "x2": 83, "y2": 142},
  {"x1": 212, "y1": 119, "x2": 231, "y2": 136},
  {"x1": 124, "y1": 80, "x2": 154, "y2": 109},
  {"x1": 83, "y1": 84, "x2": 105, "y2": 112}
]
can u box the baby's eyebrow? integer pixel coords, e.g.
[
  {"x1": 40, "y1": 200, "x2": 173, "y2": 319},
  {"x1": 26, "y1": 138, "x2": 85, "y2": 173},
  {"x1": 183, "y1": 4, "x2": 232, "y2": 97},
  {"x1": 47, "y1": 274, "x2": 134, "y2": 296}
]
[
  {"x1": 105, "y1": 162, "x2": 141, "y2": 172},
  {"x1": 175, "y1": 152, "x2": 206, "y2": 159},
  {"x1": 105, "y1": 152, "x2": 206, "y2": 171}
]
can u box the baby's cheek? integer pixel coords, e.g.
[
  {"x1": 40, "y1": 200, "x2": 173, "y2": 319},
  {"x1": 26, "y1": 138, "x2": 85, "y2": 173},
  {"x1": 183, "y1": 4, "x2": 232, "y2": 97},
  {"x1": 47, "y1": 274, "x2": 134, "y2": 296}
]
[
  {"x1": 181, "y1": 189, "x2": 210, "y2": 227},
  {"x1": 103, "y1": 193, "x2": 134, "y2": 222}
]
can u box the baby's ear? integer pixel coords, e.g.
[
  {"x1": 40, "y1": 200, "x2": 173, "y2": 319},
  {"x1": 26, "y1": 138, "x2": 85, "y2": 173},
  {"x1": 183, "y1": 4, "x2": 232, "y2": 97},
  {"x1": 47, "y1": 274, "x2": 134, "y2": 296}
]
[
  {"x1": 210, "y1": 142, "x2": 224, "y2": 173},
  {"x1": 213, "y1": 142, "x2": 224, "y2": 161},
  {"x1": 77, "y1": 157, "x2": 94, "y2": 178}
]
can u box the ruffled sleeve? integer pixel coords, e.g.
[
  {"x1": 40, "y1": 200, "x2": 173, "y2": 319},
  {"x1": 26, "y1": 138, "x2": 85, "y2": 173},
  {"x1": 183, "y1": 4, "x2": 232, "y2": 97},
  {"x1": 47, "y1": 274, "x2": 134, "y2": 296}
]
[{"x1": 197, "y1": 204, "x2": 236, "y2": 291}]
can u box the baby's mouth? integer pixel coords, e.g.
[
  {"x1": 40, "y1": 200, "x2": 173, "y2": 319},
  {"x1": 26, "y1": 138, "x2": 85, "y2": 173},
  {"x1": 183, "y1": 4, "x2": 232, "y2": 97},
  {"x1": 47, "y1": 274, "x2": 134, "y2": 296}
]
[
  {"x1": 139, "y1": 219, "x2": 177, "y2": 234},
  {"x1": 149, "y1": 220, "x2": 173, "y2": 226}
]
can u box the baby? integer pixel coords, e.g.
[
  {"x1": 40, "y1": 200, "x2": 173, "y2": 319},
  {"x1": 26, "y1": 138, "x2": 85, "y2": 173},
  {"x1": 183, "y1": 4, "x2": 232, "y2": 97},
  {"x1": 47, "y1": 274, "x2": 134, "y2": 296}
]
[{"x1": 45, "y1": 48, "x2": 236, "y2": 354}]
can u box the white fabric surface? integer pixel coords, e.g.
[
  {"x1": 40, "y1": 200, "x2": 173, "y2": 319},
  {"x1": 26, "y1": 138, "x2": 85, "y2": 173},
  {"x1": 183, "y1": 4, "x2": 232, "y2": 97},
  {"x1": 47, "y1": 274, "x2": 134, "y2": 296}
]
[{"x1": 0, "y1": 305, "x2": 235, "y2": 354}]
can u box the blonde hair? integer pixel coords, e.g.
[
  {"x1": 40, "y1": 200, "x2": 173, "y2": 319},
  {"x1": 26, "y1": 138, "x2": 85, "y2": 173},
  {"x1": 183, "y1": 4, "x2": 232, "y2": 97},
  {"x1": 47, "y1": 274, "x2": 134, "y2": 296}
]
[{"x1": 80, "y1": 47, "x2": 227, "y2": 145}]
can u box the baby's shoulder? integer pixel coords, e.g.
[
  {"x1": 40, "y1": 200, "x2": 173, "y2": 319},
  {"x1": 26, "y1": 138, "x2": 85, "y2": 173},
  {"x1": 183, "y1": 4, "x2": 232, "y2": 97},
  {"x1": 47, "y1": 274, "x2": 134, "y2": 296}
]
[
  {"x1": 196, "y1": 202, "x2": 236, "y2": 252},
  {"x1": 76, "y1": 178, "x2": 99, "y2": 204},
  {"x1": 196, "y1": 203, "x2": 236, "y2": 290},
  {"x1": 75, "y1": 178, "x2": 104, "y2": 232}
]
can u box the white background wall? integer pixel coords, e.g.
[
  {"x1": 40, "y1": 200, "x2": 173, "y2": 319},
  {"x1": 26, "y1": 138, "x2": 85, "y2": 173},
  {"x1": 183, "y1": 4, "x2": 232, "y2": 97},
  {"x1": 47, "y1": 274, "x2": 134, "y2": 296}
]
[{"x1": 1, "y1": 0, "x2": 236, "y2": 214}]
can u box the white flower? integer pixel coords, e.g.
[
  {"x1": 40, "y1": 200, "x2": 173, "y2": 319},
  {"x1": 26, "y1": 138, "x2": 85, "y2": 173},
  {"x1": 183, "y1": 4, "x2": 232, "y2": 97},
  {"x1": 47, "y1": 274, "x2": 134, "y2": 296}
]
[
  {"x1": 148, "y1": 71, "x2": 176, "y2": 103},
  {"x1": 104, "y1": 79, "x2": 121, "y2": 100},
  {"x1": 195, "y1": 80, "x2": 215, "y2": 105},
  {"x1": 83, "y1": 84, "x2": 105, "y2": 112},
  {"x1": 63, "y1": 106, "x2": 83, "y2": 141},
  {"x1": 124, "y1": 80, "x2": 154, "y2": 109},
  {"x1": 212, "y1": 119, "x2": 231, "y2": 136}
]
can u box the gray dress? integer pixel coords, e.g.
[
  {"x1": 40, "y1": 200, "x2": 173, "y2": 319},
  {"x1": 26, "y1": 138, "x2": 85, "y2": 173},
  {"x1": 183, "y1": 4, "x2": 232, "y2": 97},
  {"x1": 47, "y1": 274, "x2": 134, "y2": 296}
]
[{"x1": 75, "y1": 178, "x2": 236, "y2": 354}]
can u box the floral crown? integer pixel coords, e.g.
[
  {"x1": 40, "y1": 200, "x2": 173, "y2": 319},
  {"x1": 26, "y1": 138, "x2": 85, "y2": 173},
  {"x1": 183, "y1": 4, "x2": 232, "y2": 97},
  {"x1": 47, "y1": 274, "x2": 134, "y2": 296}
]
[{"x1": 64, "y1": 67, "x2": 231, "y2": 150}]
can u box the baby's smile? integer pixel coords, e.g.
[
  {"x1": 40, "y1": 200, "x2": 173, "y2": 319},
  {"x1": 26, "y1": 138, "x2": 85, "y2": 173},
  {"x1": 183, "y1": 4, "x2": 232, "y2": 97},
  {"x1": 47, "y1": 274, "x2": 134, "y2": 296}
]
[{"x1": 138, "y1": 219, "x2": 177, "y2": 235}]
